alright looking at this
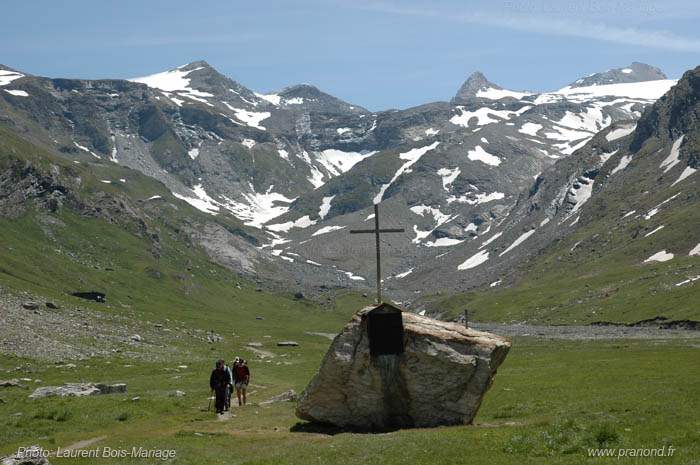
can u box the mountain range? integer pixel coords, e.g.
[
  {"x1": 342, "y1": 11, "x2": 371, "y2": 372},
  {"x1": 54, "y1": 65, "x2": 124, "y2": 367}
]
[{"x1": 1, "y1": 60, "x2": 698, "y2": 319}]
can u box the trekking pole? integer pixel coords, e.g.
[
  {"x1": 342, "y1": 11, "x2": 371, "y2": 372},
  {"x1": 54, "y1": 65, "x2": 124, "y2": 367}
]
[{"x1": 208, "y1": 390, "x2": 213, "y2": 411}]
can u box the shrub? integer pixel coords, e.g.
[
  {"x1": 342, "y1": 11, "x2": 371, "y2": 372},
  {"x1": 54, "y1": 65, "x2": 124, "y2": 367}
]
[{"x1": 593, "y1": 423, "x2": 619, "y2": 447}]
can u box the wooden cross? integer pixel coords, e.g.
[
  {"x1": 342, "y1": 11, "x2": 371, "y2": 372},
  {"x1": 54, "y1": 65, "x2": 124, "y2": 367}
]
[{"x1": 350, "y1": 204, "x2": 404, "y2": 303}]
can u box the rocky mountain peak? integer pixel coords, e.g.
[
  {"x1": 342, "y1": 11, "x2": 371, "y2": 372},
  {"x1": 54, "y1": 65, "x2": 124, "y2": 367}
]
[
  {"x1": 275, "y1": 83, "x2": 323, "y2": 98},
  {"x1": 451, "y1": 71, "x2": 505, "y2": 103},
  {"x1": 631, "y1": 64, "x2": 700, "y2": 150},
  {"x1": 265, "y1": 83, "x2": 368, "y2": 114},
  {"x1": 180, "y1": 60, "x2": 213, "y2": 71},
  {"x1": 568, "y1": 62, "x2": 668, "y2": 89}
]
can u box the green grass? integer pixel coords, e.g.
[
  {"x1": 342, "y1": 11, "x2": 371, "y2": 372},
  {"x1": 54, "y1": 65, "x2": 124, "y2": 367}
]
[{"x1": 1, "y1": 336, "x2": 698, "y2": 464}]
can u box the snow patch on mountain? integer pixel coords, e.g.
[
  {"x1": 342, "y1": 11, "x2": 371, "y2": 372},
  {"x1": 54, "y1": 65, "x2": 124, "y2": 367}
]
[
  {"x1": 312, "y1": 225, "x2": 347, "y2": 237},
  {"x1": 255, "y1": 92, "x2": 281, "y2": 105},
  {"x1": 396, "y1": 268, "x2": 414, "y2": 278},
  {"x1": 161, "y1": 92, "x2": 184, "y2": 106},
  {"x1": 660, "y1": 135, "x2": 684, "y2": 173},
  {"x1": 318, "y1": 196, "x2": 335, "y2": 219},
  {"x1": 518, "y1": 122, "x2": 542, "y2": 136},
  {"x1": 410, "y1": 204, "x2": 456, "y2": 244},
  {"x1": 173, "y1": 184, "x2": 221, "y2": 214},
  {"x1": 4, "y1": 89, "x2": 28, "y2": 97},
  {"x1": 499, "y1": 229, "x2": 536, "y2": 257},
  {"x1": 130, "y1": 66, "x2": 214, "y2": 103},
  {"x1": 343, "y1": 271, "x2": 365, "y2": 281},
  {"x1": 476, "y1": 87, "x2": 532, "y2": 100},
  {"x1": 110, "y1": 135, "x2": 118, "y2": 163},
  {"x1": 644, "y1": 225, "x2": 665, "y2": 237},
  {"x1": 644, "y1": 250, "x2": 674, "y2": 263},
  {"x1": 425, "y1": 238, "x2": 465, "y2": 247},
  {"x1": 374, "y1": 142, "x2": 440, "y2": 204},
  {"x1": 555, "y1": 79, "x2": 677, "y2": 100},
  {"x1": 467, "y1": 146, "x2": 501, "y2": 166},
  {"x1": 458, "y1": 250, "x2": 489, "y2": 270},
  {"x1": 73, "y1": 142, "x2": 99, "y2": 158},
  {"x1": 316, "y1": 149, "x2": 376, "y2": 177},
  {"x1": 228, "y1": 107, "x2": 271, "y2": 130},
  {"x1": 479, "y1": 231, "x2": 503, "y2": 249},
  {"x1": 450, "y1": 106, "x2": 530, "y2": 127},
  {"x1": 447, "y1": 192, "x2": 505, "y2": 205},
  {"x1": 437, "y1": 167, "x2": 460, "y2": 190},
  {"x1": 568, "y1": 175, "x2": 595, "y2": 216},
  {"x1": 606, "y1": 124, "x2": 637, "y2": 142},
  {"x1": 267, "y1": 215, "x2": 316, "y2": 233},
  {"x1": 222, "y1": 187, "x2": 296, "y2": 228},
  {"x1": 611, "y1": 155, "x2": 632, "y2": 175},
  {"x1": 599, "y1": 148, "x2": 618, "y2": 165},
  {"x1": 0, "y1": 70, "x2": 24, "y2": 86},
  {"x1": 689, "y1": 243, "x2": 700, "y2": 256},
  {"x1": 671, "y1": 166, "x2": 697, "y2": 187}
]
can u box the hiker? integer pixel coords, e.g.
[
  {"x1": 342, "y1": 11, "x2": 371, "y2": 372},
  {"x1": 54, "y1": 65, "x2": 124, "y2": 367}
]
[
  {"x1": 224, "y1": 361, "x2": 233, "y2": 411},
  {"x1": 209, "y1": 359, "x2": 231, "y2": 414},
  {"x1": 234, "y1": 358, "x2": 250, "y2": 406}
]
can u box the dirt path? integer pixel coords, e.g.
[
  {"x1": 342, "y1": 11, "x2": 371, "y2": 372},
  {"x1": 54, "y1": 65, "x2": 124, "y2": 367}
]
[
  {"x1": 305, "y1": 332, "x2": 336, "y2": 340},
  {"x1": 245, "y1": 346, "x2": 276, "y2": 358},
  {"x1": 471, "y1": 322, "x2": 700, "y2": 340},
  {"x1": 216, "y1": 411, "x2": 237, "y2": 421},
  {"x1": 62, "y1": 435, "x2": 107, "y2": 451}
]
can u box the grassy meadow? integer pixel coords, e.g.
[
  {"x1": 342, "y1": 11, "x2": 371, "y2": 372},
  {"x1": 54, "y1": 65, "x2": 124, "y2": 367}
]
[{"x1": 2, "y1": 309, "x2": 698, "y2": 464}]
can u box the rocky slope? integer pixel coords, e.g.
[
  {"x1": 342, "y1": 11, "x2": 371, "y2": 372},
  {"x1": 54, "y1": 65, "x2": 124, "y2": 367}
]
[
  {"x1": 0, "y1": 61, "x2": 685, "y2": 302},
  {"x1": 413, "y1": 65, "x2": 700, "y2": 322}
]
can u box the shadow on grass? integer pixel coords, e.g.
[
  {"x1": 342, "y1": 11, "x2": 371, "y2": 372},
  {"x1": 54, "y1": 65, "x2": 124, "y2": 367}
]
[
  {"x1": 290, "y1": 422, "x2": 408, "y2": 436},
  {"x1": 291, "y1": 420, "x2": 525, "y2": 436}
]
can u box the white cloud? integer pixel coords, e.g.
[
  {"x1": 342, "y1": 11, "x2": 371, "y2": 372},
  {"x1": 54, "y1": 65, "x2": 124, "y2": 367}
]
[{"x1": 353, "y1": 2, "x2": 700, "y2": 53}]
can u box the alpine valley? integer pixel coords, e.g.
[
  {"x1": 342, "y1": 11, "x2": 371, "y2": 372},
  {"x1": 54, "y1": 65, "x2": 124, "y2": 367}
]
[{"x1": 1, "y1": 60, "x2": 699, "y2": 323}]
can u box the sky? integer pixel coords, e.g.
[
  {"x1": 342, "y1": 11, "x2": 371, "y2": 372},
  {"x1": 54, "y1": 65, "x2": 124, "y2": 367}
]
[{"x1": 3, "y1": 0, "x2": 700, "y2": 111}]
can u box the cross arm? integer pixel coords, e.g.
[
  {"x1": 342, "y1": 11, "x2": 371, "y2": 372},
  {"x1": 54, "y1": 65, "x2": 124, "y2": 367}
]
[{"x1": 350, "y1": 229, "x2": 405, "y2": 234}]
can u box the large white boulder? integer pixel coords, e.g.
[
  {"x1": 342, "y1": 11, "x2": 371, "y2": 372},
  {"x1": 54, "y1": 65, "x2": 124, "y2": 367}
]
[{"x1": 296, "y1": 305, "x2": 511, "y2": 429}]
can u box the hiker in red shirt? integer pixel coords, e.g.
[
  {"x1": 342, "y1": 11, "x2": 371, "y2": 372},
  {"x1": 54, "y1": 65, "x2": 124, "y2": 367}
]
[{"x1": 234, "y1": 358, "x2": 250, "y2": 406}]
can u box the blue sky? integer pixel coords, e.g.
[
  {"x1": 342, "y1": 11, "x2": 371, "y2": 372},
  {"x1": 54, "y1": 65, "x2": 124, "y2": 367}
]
[{"x1": 3, "y1": 0, "x2": 700, "y2": 111}]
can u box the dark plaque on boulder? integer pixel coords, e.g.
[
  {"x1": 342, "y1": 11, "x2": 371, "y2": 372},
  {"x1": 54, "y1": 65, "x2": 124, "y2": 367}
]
[{"x1": 367, "y1": 304, "x2": 404, "y2": 356}]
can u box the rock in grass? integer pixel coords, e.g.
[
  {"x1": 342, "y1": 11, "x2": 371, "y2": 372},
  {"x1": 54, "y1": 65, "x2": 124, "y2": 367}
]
[
  {"x1": 98, "y1": 383, "x2": 127, "y2": 394},
  {"x1": 277, "y1": 341, "x2": 299, "y2": 347},
  {"x1": 171, "y1": 390, "x2": 185, "y2": 397},
  {"x1": 296, "y1": 304, "x2": 511, "y2": 430},
  {"x1": 0, "y1": 379, "x2": 20, "y2": 387},
  {"x1": 247, "y1": 342, "x2": 263, "y2": 347},
  {"x1": 45, "y1": 302, "x2": 59, "y2": 309},
  {"x1": 22, "y1": 302, "x2": 39, "y2": 310},
  {"x1": 1, "y1": 444, "x2": 52, "y2": 464},
  {"x1": 130, "y1": 334, "x2": 142, "y2": 342},
  {"x1": 260, "y1": 389, "x2": 297, "y2": 405},
  {"x1": 28, "y1": 383, "x2": 127, "y2": 398}
]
